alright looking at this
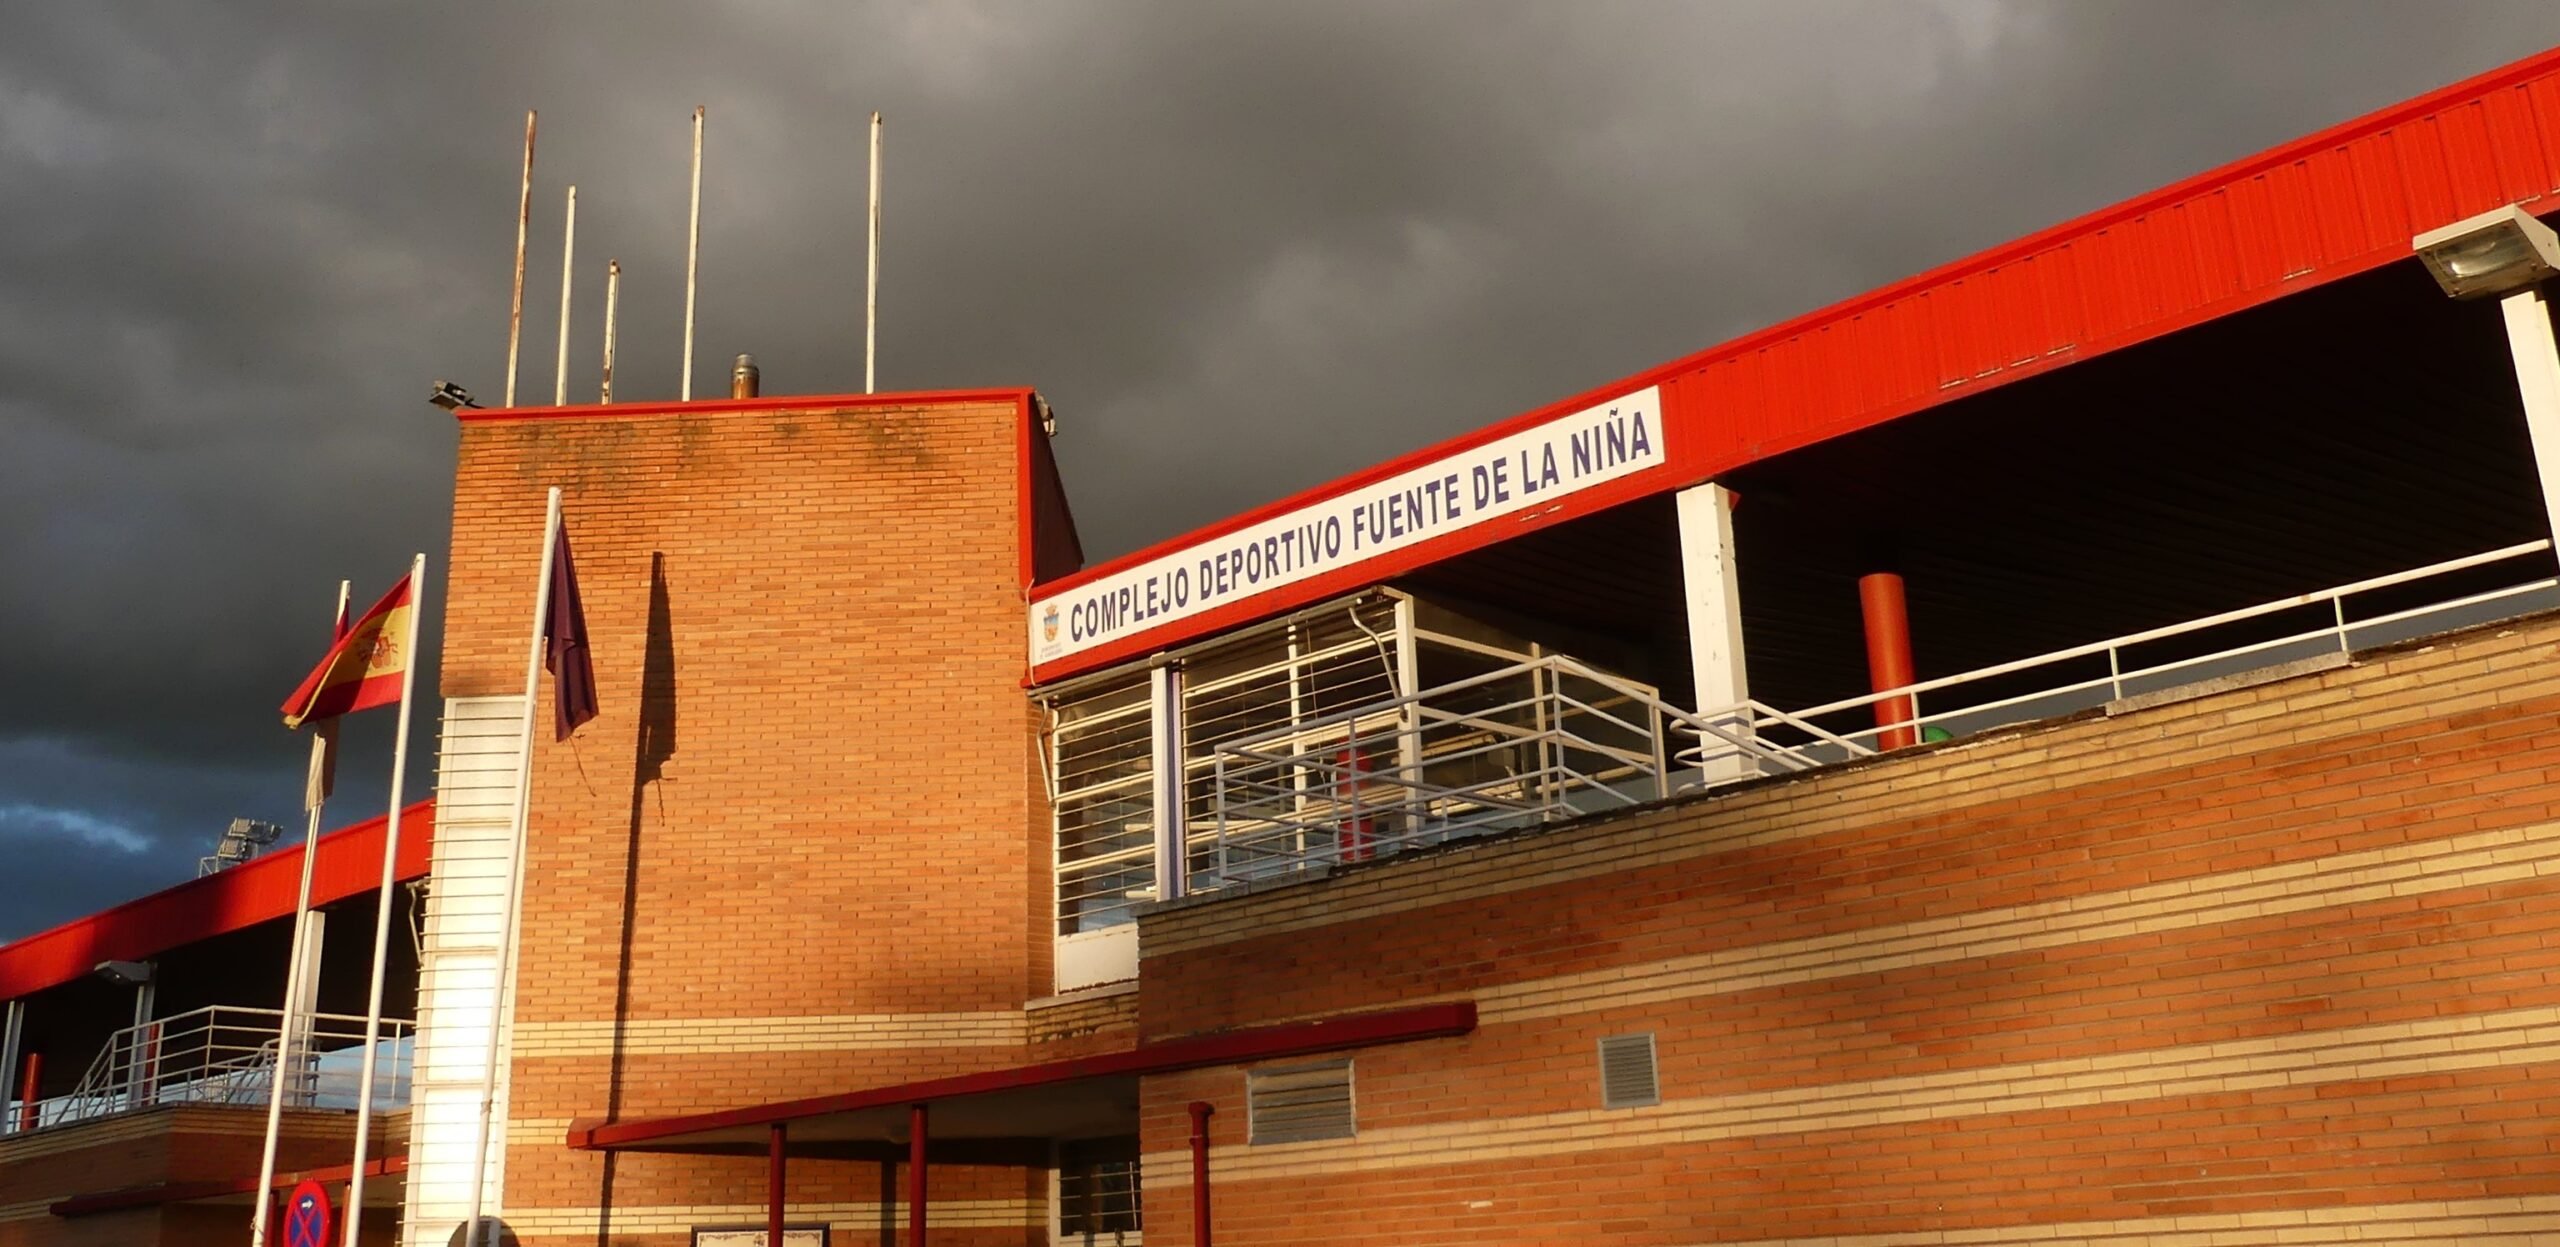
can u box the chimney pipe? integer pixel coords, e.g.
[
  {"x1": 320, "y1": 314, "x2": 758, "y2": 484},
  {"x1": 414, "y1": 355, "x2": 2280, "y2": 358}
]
[{"x1": 730, "y1": 353, "x2": 760, "y2": 399}]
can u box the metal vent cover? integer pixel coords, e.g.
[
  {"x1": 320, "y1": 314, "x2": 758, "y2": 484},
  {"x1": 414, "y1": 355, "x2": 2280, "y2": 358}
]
[
  {"x1": 1248, "y1": 1059, "x2": 1355, "y2": 1144},
  {"x1": 1598, "y1": 1032, "x2": 1659, "y2": 1109}
]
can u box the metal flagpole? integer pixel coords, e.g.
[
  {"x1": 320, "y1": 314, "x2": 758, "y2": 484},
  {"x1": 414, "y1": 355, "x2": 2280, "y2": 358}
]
[
  {"x1": 554, "y1": 187, "x2": 577, "y2": 406},
  {"x1": 866, "y1": 110, "x2": 881, "y2": 395},
  {"x1": 248, "y1": 581, "x2": 348, "y2": 1247},
  {"x1": 341, "y1": 554, "x2": 426, "y2": 1247},
  {"x1": 505, "y1": 112, "x2": 536, "y2": 409},
  {"x1": 600, "y1": 259, "x2": 621, "y2": 404},
  {"x1": 681, "y1": 105, "x2": 704, "y2": 401},
  {"x1": 460, "y1": 488, "x2": 561, "y2": 1247}
]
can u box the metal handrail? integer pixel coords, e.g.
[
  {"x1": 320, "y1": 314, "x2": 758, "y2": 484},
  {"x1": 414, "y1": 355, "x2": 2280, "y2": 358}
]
[
  {"x1": 1192, "y1": 540, "x2": 2560, "y2": 887},
  {"x1": 35, "y1": 1004, "x2": 413, "y2": 1131},
  {"x1": 1205, "y1": 653, "x2": 1831, "y2": 884},
  {"x1": 1701, "y1": 538, "x2": 2560, "y2": 763}
]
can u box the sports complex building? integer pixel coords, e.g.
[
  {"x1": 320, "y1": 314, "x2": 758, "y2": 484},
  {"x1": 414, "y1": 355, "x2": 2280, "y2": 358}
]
[{"x1": 14, "y1": 42, "x2": 2560, "y2": 1247}]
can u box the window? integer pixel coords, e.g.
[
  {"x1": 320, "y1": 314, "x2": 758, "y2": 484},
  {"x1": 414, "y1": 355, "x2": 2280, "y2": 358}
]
[
  {"x1": 1050, "y1": 676, "x2": 1156, "y2": 935},
  {"x1": 1058, "y1": 1136, "x2": 1141, "y2": 1236},
  {"x1": 1248, "y1": 1059, "x2": 1355, "y2": 1144}
]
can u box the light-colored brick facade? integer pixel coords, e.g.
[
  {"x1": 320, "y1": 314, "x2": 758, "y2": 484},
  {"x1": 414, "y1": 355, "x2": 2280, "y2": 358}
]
[
  {"x1": 1132, "y1": 614, "x2": 2560, "y2": 1245},
  {"x1": 437, "y1": 388, "x2": 2560, "y2": 1247}
]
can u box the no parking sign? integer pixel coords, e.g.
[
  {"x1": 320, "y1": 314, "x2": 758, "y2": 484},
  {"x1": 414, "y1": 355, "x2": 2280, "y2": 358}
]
[{"x1": 283, "y1": 1179, "x2": 332, "y2": 1247}]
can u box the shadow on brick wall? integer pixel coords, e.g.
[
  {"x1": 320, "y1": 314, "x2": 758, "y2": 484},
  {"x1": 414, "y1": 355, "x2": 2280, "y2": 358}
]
[{"x1": 595, "y1": 551, "x2": 677, "y2": 1247}]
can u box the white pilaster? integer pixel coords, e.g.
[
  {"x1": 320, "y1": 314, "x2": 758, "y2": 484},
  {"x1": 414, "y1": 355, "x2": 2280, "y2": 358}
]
[
  {"x1": 1150, "y1": 662, "x2": 1187, "y2": 903},
  {"x1": 1677, "y1": 482, "x2": 1753, "y2": 782},
  {"x1": 2500, "y1": 288, "x2": 2560, "y2": 547},
  {"x1": 398, "y1": 696, "x2": 529, "y2": 1247}
]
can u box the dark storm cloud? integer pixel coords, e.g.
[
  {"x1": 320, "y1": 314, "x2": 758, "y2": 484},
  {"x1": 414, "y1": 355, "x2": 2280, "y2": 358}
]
[{"x1": 5, "y1": 1, "x2": 2560, "y2": 937}]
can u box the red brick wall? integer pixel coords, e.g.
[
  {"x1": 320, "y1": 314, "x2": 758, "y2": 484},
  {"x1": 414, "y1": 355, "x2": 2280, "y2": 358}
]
[
  {"x1": 445, "y1": 396, "x2": 1055, "y2": 1245},
  {"x1": 0, "y1": 1108, "x2": 392, "y2": 1247},
  {"x1": 1136, "y1": 615, "x2": 2560, "y2": 1245}
]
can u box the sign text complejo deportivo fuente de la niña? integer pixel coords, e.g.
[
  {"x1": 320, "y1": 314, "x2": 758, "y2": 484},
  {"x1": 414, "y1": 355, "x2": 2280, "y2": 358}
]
[{"x1": 1029, "y1": 385, "x2": 1667, "y2": 667}]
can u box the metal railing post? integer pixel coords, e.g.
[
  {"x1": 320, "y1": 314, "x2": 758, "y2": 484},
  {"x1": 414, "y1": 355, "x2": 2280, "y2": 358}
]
[{"x1": 1214, "y1": 753, "x2": 1231, "y2": 884}]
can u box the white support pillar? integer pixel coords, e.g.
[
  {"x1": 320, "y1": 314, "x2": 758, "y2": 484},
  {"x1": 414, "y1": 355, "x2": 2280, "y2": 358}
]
[
  {"x1": 1677, "y1": 482, "x2": 1753, "y2": 783},
  {"x1": 0, "y1": 1000, "x2": 22, "y2": 1135},
  {"x1": 1150, "y1": 662, "x2": 1188, "y2": 903},
  {"x1": 2500, "y1": 287, "x2": 2560, "y2": 547},
  {"x1": 285, "y1": 912, "x2": 325, "y2": 1107}
]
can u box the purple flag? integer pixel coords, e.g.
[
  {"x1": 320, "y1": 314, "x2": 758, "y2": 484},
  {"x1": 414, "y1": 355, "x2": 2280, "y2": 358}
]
[{"x1": 546, "y1": 520, "x2": 599, "y2": 740}]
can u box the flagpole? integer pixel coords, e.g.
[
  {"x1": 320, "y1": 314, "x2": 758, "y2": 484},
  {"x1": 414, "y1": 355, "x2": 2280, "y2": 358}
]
[
  {"x1": 342, "y1": 553, "x2": 426, "y2": 1247},
  {"x1": 249, "y1": 580, "x2": 348, "y2": 1247},
  {"x1": 461, "y1": 487, "x2": 560, "y2": 1247}
]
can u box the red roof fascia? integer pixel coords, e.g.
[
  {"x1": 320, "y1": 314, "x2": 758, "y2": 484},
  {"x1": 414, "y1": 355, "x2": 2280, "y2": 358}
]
[
  {"x1": 569, "y1": 1000, "x2": 1478, "y2": 1151},
  {"x1": 450, "y1": 386, "x2": 1037, "y2": 425},
  {"x1": 50, "y1": 1154, "x2": 406, "y2": 1217},
  {"x1": 0, "y1": 800, "x2": 435, "y2": 1001},
  {"x1": 1027, "y1": 43, "x2": 2560, "y2": 685}
]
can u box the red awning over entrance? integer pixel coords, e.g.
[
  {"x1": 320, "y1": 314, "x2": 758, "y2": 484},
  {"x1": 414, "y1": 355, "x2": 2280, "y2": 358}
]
[{"x1": 567, "y1": 1001, "x2": 1476, "y2": 1155}]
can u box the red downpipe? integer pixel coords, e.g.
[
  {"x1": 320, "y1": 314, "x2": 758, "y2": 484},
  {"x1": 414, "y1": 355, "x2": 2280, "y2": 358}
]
[
  {"x1": 1859, "y1": 572, "x2": 1919, "y2": 750},
  {"x1": 908, "y1": 1103, "x2": 928, "y2": 1247},
  {"x1": 767, "y1": 1123, "x2": 786, "y2": 1246},
  {"x1": 1188, "y1": 1101, "x2": 1215, "y2": 1247},
  {"x1": 16, "y1": 1051, "x2": 37, "y2": 1131}
]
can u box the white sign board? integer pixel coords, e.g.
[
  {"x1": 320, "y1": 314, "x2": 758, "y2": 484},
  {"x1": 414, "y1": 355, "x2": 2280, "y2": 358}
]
[
  {"x1": 1031, "y1": 385, "x2": 1665, "y2": 667},
  {"x1": 693, "y1": 1229, "x2": 826, "y2": 1247}
]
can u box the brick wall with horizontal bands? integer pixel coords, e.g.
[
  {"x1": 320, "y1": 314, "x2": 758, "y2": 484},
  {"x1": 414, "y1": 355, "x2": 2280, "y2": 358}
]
[
  {"x1": 1135, "y1": 613, "x2": 2560, "y2": 1246},
  {"x1": 1027, "y1": 988, "x2": 1137, "y2": 1059},
  {"x1": 0, "y1": 1108, "x2": 396, "y2": 1247},
  {"x1": 445, "y1": 397, "x2": 1053, "y2": 1246}
]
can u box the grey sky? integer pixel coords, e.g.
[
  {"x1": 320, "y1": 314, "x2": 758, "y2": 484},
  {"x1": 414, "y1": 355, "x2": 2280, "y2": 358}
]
[{"x1": 5, "y1": 2, "x2": 2559, "y2": 939}]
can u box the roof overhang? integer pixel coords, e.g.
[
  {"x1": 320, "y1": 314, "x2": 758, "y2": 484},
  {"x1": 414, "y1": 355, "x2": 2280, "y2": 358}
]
[
  {"x1": 51, "y1": 1155, "x2": 406, "y2": 1218},
  {"x1": 1027, "y1": 43, "x2": 2560, "y2": 686},
  {"x1": 570, "y1": 1001, "x2": 1477, "y2": 1154},
  {"x1": 0, "y1": 800, "x2": 435, "y2": 1000}
]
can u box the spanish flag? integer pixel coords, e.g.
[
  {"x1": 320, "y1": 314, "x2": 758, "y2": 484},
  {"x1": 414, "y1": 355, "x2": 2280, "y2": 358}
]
[{"x1": 280, "y1": 573, "x2": 415, "y2": 729}]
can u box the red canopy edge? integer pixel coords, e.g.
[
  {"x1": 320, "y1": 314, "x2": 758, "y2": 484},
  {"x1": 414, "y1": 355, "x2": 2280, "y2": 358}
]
[{"x1": 569, "y1": 1000, "x2": 1479, "y2": 1151}]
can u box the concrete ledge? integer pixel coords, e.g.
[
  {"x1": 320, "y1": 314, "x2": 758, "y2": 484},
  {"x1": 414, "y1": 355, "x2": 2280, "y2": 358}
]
[{"x1": 2106, "y1": 651, "x2": 2354, "y2": 717}]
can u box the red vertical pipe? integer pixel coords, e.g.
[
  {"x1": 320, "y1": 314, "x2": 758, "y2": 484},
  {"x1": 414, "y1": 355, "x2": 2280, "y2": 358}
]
[
  {"x1": 1188, "y1": 1101, "x2": 1215, "y2": 1247},
  {"x1": 1859, "y1": 572, "x2": 1919, "y2": 750},
  {"x1": 16, "y1": 1051, "x2": 37, "y2": 1131},
  {"x1": 908, "y1": 1104, "x2": 928, "y2": 1247},
  {"x1": 767, "y1": 1122, "x2": 786, "y2": 1246}
]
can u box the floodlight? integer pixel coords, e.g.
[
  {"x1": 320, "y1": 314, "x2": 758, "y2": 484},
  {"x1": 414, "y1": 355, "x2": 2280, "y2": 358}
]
[
  {"x1": 428, "y1": 380, "x2": 482, "y2": 411},
  {"x1": 2413, "y1": 205, "x2": 2560, "y2": 299},
  {"x1": 91, "y1": 960, "x2": 154, "y2": 986}
]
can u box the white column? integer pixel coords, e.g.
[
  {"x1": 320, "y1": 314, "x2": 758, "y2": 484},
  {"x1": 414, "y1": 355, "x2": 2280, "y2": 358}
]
[
  {"x1": 398, "y1": 695, "x2": 531, "y2": 1247},
  {"x1": 0, "y1": 1000, "x2": 21, "y2": 1134},
  {"x1": 1149, "y1": 662, "x2": 1187, "y2": 902},
  {"x1": 286, "y1": 912, "x2": 324, "y2": 1106},
  {"x1": 1677, "y1": 482, "x2": 1753, "y2": 782},
  {"x1": 2501, "y1": 288, "x2": 2560, "y2": 546}
]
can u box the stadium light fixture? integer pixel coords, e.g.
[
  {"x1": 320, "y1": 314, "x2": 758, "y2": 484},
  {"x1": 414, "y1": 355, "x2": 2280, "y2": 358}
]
[
  {"x1": 428, "y1": 380, "x2": 482, "y2": 411},
  {"x1": 2413, "y1": 205, "x2": 2560, "y2": 300}
]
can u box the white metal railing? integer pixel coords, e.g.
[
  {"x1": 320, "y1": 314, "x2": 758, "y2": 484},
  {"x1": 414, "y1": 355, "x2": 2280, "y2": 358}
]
[
  {"x1": 1204, "y1": 654, "x2": 1867, "y2": 883},
  {"x1": 1196, "y1": 540, "x2": 2558, "y2": 885},
  {"x1": 1692, "y1": 539, "x2": 2560, "y2": 779},
  {"x1": 32, "y1": 1005, "x2": 412, "y2": 1131}
]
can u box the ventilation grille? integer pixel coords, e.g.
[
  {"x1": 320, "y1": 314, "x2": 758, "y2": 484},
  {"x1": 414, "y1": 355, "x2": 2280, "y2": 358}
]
[
  {"x1": 1248, "y1": 1059, "x2": 1355, "y2": 1144},
  {"x1": 1598, "y1": 1033, "x2": 1658, "y2": 1109}
]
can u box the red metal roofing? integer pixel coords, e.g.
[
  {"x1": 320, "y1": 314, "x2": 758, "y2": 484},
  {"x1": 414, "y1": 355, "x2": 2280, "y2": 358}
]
[
  {"x1": 0, "y1": 801, "x2": 434, "y2": 1001},
  {"x1": 1029, "y1": 44, "x2": 2560, "y2": 685}
]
